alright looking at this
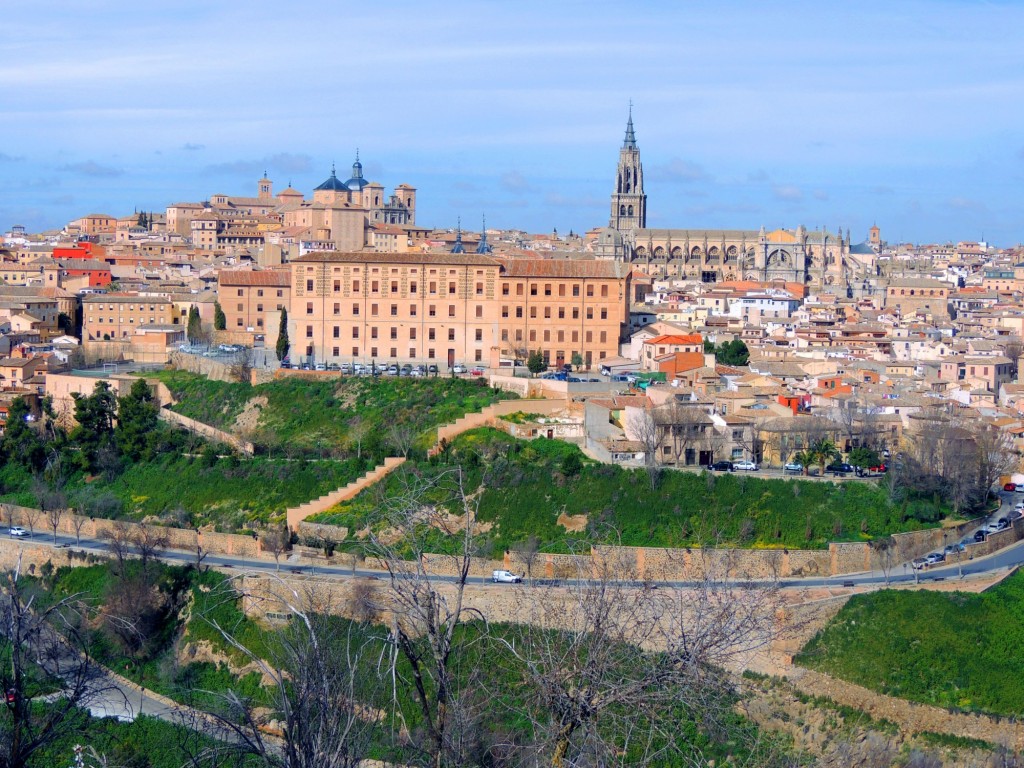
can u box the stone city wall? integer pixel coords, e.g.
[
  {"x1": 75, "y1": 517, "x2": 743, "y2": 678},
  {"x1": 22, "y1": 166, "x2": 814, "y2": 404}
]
[
  {"x1": 158, "y1": 409, "x2": 255, "y2": 455},
  {"x1": 431, "y1": 398, "x2": 565, "y2": 452}
]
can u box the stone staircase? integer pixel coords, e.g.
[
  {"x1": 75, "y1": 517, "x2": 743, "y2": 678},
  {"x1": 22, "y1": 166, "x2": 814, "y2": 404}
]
[{"x1": 285, "y1": 456, "x2": 406, "y2": 530}]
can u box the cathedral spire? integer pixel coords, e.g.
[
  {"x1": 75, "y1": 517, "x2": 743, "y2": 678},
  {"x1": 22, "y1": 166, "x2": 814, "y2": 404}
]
[{"x1": 623, "y1": 102, "x2": 637, "y2": 150}]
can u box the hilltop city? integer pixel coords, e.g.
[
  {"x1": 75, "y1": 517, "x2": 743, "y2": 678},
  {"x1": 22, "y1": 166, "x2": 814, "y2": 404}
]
[
  {"x1": 2, "y1": 115, "x2": 1023, "y2": 468},
  {"x1": 2, "y1": 114, "x2": 1024, "y2": 768}
]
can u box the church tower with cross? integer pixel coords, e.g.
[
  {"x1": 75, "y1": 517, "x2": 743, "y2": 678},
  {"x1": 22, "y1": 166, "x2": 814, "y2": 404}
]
[{"x1": 609, "y1": 105, "x2": 646, "y2": 234}]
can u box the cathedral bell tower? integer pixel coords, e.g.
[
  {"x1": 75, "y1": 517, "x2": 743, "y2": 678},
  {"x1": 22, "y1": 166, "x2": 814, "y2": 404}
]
[{"x1": 609, "y1": 107, "x2": 647, "y2": 234}]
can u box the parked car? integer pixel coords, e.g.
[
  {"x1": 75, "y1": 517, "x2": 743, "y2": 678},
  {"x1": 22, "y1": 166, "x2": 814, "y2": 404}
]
[
  {"x1": 784, "y1": 462, "x2": 803, "y2": 474},
  {"x1": 983, "y1": 523, "x2": 1003, "y2": 536},
  {"x1": 924, "y1": 552, "x2": 945, "y2": 565},
  {"x1": 452, "y1": 364, "x2": 467, "y2": 374},
  {"x1": 733, "y1": 460, "x2": 758, "y2": 471},
  {"x1": 469, "y1": 368, "x2": 484, "y2": 376},
  {"x1": 387, "y1": 365, "x2": 399, "y2": 375},
  {"x1": 1004, "y1": 482, "x2": 1017, "y2": 492},
  {"x1": 944, "y1": 542, "x2": 965, "y2": 555},
  {"x1": 7, "y1": 527, "x2": 27, "y2": 537},
  {"x1": 974, "y1": 529, "x2": 988, "y2": 543},
  {"x1": 340, "y1": 363, "x2": 352, "y2": 374},
  {"x1": 427, "y1": 364, "x2": 439, "y2": 374},
  {"x1": 709, "y1": 461, "x2": 734, "y2": 472},
  {"x1": 567, "y1": 376, "x2": 582, "y2": 383},
  {"x1": 911, "y1": 557, "x2": 928, "y2": 570},
  {"x1": 1015, "y1": 485, "x2": 1024, "y2": 494},
  {"x1": 826, "y1": 462, "x2": 855, "y2": 476},
  {"x1": 491, "y1": 569, "x2": 522, "y2": 584}
]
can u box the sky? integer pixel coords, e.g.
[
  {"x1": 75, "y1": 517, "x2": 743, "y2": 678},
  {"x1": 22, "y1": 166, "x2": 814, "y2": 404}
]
[{"x1": 3, "y1": 0, "x2": 1024, "y2": 246}]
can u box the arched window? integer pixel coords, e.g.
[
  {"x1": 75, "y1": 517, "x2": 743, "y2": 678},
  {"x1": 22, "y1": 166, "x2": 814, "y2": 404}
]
[
  {"x1": 620, "y1": 205, "x2": 626, "y2": 215},
  {"x1": 627, "y1": 205, "x2": 633, "y2": 216}
]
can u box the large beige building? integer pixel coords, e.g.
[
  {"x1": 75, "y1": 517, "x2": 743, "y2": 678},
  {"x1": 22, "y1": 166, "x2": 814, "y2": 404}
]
[
  {"x1": 288, "y1": 252, "x2": 631, "y2": 369},
  {"x1": 83, "y1": 294, "x2": 173, "y2": 341},
  {"x1": 218, "y1": 268, "x2": 290, "y2": 333}
]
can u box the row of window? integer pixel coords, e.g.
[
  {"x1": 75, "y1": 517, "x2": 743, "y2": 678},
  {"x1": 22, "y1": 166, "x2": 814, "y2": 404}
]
[
  {"x1": 303, "y1": 278, "x2": 611, "y2": 299},
  {"x1": 88, "y1": 317, "x2": 161, "y2": 324},
  {"x1": 88, "y1": 304, "x2": 163, "y2": 312},
  {"x1": 500, "y1": 329, "x2": 607, "y2": 344},
  {"x1": 312, "y1": 346, "x2": 485, "y2": 362},
  {"x1": 234, "y1": 288, "x2": 286, "y2": 298},
  {"x1": 301, "y1": 302, "x2": 615, "y2": 321}
]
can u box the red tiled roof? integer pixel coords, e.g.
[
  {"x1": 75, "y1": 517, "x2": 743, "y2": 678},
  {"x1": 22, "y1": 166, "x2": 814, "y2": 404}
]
[{"x1": 218, "y1": 269, "x2": 291, "y2": 287}]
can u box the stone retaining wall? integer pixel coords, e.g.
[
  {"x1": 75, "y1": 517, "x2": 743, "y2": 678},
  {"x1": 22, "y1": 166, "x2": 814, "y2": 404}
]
[{"x1": 158, "y1": 408, "x2": 255, "y2": 455}]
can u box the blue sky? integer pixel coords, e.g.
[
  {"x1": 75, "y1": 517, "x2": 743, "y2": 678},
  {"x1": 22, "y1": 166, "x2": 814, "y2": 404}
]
[{"x1": 3, "y1": 0, "x2": 1024, "y2": 245}]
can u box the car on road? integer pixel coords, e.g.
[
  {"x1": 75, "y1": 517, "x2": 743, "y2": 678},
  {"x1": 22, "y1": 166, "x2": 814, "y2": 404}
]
[
  {"x1": 1004, "y1": 482, "x2": 1017, "y2": 492},
  {"x1": 924, "y1": 552, "x2": 945, "y2": 565},
  {"x1": 7, "y1": 527, "x2": 27, "y2": 537},
  {"x1": 491, "y1": 569, "x2": 523, "y2": 584},
  {"x1": 784, "y1": 462, "x2": 803, "y2": 474},
  {"x1": 709, "y1": 461, "x2": 734, "y2": 472},
  {"x1": 826, "y1": 462, "x2": 855, "y2": 476},
  {"x1": 733, "y1": 460, "x2": 758, "y2": 471}
]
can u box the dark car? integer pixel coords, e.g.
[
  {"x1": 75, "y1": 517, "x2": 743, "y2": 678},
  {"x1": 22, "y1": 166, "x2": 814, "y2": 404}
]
[
  {"x1": 709, "y1": 461, "x2": 734, "y2": 472},
  {"x1": 974, "y1": 529, "x2": 987, "y2": 543},
  {"x1": 826, "y1": 462, "x2": 855, "y2": 475}
]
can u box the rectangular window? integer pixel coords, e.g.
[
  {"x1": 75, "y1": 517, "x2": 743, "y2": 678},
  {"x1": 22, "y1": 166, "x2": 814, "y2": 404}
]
[
  {"x1": 448, "y1": 329, "x2": 456, "y2": 341},
  {"x1": 517, "y1": 284, "x2": 524, "y2": 296},
  {"x1": 410, "y1": 282, "x2": 417, "y2": 294},
  {"x1": 585, "y1": 331, "x2": 592, "y2": 343},
  {"x1": 502, "y1": 306, "x2": 509, "y2": 318},
  {"x1": 371, "y1": 327, "x2": 378, "y2": 339},
  {"x1": 429, "y1": 305, "x2": 436, "y2": 317},
  {"x1": 448, "y1": 281, "x2": 456, "y2": 295},
  {"x1": 587, "y1": 286, "x2": 594, "y2": 297},
  {"x1": 501, "y1": 329, "x2": 509, "y2": 341},
  {"x1": 572, "y1": 331, "x2": 578, "y2": 343},
  {"x1": 371, "y1": 281, "x2": 379, "y2": 292},
  {"x1": 410, "y1": 305, "x2": 417, "y2": 317},
  {"x1": 409, "y1": 348, "x2": 416, "y2": 359},
  {"x1": 371, "y1": 304, "x2": 378, "y2": 316},
  {"x1": 530, "y1": 307, "x2": 537, "y2": 319},
  {"x1": 475, "y1": 329, "x2": 482, "y2": 342},
  {"x1": 600, "y1": 331, "x2": 607, "y2": 343},
  {"x1": 390, "y1": 348, "x2": 397, "y2": 358},
  {"x1": 333, "y1": 280, "x2": 341, "y2": 292},
  {"x1": 353, "y1": 347, "x2": 359, "y2": 357},
  {"x1": 502, "y1": 283, "x2": 510, "y2": 296},
  {"x1": 558, "y1": 284, "x2": 566, "y2": 297},
  {"x1": 428, "y1": 349, "x2": 435, "y2": 359},
  {"x1": 516, "y1": 307, "x2": 523, "y2": 318},
  {"x1": 391, "y1": 304, "x2": 398, "y2": 316},
  {"x1": 530, "y1": 285, "x2": 538, "y2": 296},
  {"x1": 306, "y1": 279, "x2": 313, "y2": 291},
  {"x1": 352, "y1": 280, "x2": 360, "y2": 292},
  {"x1": 475, "y1": 305, "x2": 483, "y2": 318},
  {"x1": 586, "y1": 308, "x2": 594, "y2": 320},
  {"x1": 448, "y1": 305, "x2": 456, "y2": 318},
  {"x1": 572, "y1": 308, "x2": 580, "y2": 319},
  {"x1": 475, "y1": 282, "x2": 483, "y2": 295},
  {"x1": 410, "y1": 328, "x2": 417, "y2": 340},
  {"x1": 544, "y1": 307, "x2": 551, "y2": 319},
  {"x1": 429, "y1": 281, "x2": 437, "y2": 293},
  {"x1": 237, "y1": 289, "x2": 243, "y2": 297},
  {"x1": 306, "y1": 302, "x2": 313, "y2": 315},
  {"x1": 352, "y1": 304, "x2": 359, "y2": 316},
  {"x1": 601, "y1": 285, "x2": 609, "y2": 297},
  {"x1": 256, "y1": 304, "x2": 263, "y2": 312},
  {"x1": 428, "y1": 328, "x2": 436, "y2": 340},
  {"x1": 600, "y1": 308, "x2": 608, "y2": 320},
  {"x1": 391, "y1": 281, "x2": 398, "y2": 293},
  {"x1": 543, "y1": 330, "x2": 549, "y2": 342},
  {"x1": 305, "y1": 325, "x2": 313, "y2": 338},
  {"x1": 572, "y1": 285, "x2": 580, "y2": 297},
  {"x1": 237, "y1": 303, "x2": 243, "y2": 312},
  {"x1": 475, "y1": 349, "x2": 482, "y2": 362},
  {"x1": 350, "y1": 327, "x2": 356, "y2": 338},
  {"x1": 390, "y1": 328, "x2": 398, "y2": 340},
  {"x1": 544, "y1": 283, "x2": 551, "y2": 296},
  {"x1": 332, "y1": 347, "x2": 339, "y2": 356}
]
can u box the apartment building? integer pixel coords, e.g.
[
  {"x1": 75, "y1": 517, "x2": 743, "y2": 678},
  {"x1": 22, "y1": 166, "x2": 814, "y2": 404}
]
[
  {"x1": 218, "y1": 268, "x2": 290, "y2": 333},
  {"x1": 82, "y1": 294, "x2": 173, "y2": 340},
  {"x1": 288, "y1": 252, "x2": 631, "y2": 368}
]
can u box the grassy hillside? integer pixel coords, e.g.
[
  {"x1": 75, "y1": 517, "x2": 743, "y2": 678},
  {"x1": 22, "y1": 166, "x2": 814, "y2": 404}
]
[
  {"x1": 796, "y1": 571, "x2": 1024, "y2": 716},
  {"x1": 308, "y1": 427, "x2": 949, "y2": 555},
  {"x1": 153, "y1": 370, "x2": 516, "y2": 456}
]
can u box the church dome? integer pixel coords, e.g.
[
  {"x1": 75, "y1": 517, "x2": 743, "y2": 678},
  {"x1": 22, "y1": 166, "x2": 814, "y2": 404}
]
[
  {"x1": 344, "y1": 154, "x2": 368, "y2": 191},
  {"x1": 315, "y1": 165, "x2": 348, "y2": 192}
]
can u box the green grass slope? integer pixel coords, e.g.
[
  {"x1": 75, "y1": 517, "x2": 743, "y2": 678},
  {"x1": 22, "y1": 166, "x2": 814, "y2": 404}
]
[{"x1": 796, "y1": 571, "x2": 1024, "y2": 716}]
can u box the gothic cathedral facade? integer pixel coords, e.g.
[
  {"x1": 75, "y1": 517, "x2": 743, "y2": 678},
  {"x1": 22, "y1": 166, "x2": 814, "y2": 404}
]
[{"x1": 604, "y1": 113, "x2": 870, "y2": 292}]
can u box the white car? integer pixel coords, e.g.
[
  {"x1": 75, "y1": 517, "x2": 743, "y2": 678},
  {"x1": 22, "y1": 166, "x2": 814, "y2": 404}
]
[
  {"x1": 491, "y1": 569, "x2": 523, "y2": 584},
  {"x1": 8, "y1": 527, "x2": 27, "y2": 537},
  {"x1": 733, "y1": 460, "x2": 758, "y2": 471},
  {"x1": 784, "y1": 462, "x2": 803, "y2": 473},
  {"x1": 452, "y1": 364, "x2": 467, "y2": 374}
]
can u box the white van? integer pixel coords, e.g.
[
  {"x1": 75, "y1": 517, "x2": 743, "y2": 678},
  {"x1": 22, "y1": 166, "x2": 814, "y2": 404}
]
[{"x1": 491, "y1": 570, "x2": 522, "y2": 584}]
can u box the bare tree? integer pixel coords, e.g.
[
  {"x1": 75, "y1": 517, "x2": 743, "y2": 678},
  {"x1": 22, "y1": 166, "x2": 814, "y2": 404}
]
[
  {"x1": 0, "y1": 556, "x2": 120, "y2": 767},
  {"x1": 494, "y1": 547, "x2": 789, "y2": 768},
  {"x1": 628, "y1": 408, "x2": 667, "y2": 490},
  {"x1": 189, "y1": 577, "x2": 381, "y2": 768},
  {"x1": 70, "y1": 510, "x2": 89, "y2": 547},
  {"x1": 20, "y1": 506, "x2": 39, "y2": 538},
  {"x1": 228, "y1": 347, "x2": 255, "y2": 384},
  {"x1": 99, "y1": 522, "x2": 133, "y2": 576},
  {"x1": 0, "y1": 504, "x2": 15, "y2": 533},
  {"x1": 367, "y1": 466, "x2": 489, "y2": 768},
  {"x1": 511, "y1": 534, "x2": 542, "y2": 581},
  {"x1": 45, "y1": 505, "x2": 64, "y2": 545},
  {"x1": 654, "y1": 398, "x2": 710, "y2": 467},
  {"x1": 260, "y1": 525, "x2": 291, "y2": 571},
  {"x1": 386, "y1": 422, "x2": 417, "y2": 460},
  {"x1": 132, "y1": 524, "x2": 170, "y2": 576}
]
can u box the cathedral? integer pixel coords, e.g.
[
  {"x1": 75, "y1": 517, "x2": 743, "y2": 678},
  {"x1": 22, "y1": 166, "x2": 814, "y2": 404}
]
[{"x1": 596, "y1": 113, "x2": 876, "y2": 293}]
